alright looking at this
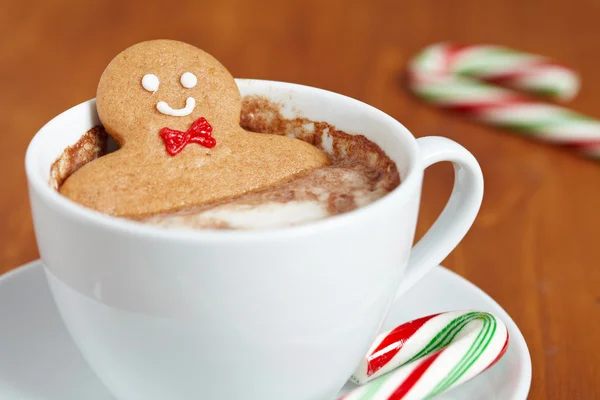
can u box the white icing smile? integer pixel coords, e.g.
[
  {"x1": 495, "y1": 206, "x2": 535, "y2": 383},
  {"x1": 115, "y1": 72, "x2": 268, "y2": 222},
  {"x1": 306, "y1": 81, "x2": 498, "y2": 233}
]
[
  {"x1": 142, "y1": 72, "x2": 199, "y2": 117},
  {"x1": 156, "y1": 97, "x2": 196, "y2": 117}
]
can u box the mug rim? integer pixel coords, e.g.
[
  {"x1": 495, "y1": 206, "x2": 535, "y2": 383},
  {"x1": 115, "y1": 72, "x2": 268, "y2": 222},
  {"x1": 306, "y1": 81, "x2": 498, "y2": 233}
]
[{"x1": 25, "y1": 79, "x2": 424, "y2": 243}]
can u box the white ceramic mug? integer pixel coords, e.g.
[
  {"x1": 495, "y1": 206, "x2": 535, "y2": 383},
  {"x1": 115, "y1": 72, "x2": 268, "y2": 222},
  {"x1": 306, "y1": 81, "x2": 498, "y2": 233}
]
[{"x1": 26, "y1": 79, "x2": 483, "y2": 400}]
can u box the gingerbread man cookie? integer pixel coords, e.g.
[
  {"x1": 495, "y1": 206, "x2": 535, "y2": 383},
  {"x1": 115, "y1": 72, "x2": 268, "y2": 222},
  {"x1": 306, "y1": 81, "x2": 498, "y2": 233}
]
[{"x1": 60, "y1": 40, "x2": 328, "y2": 217}]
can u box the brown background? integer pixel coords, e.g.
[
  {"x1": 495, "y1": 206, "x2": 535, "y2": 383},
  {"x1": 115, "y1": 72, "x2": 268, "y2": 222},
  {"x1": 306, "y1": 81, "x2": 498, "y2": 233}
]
[{"x1": 1, "y1": 0, "x2": 599, "y2": 398}]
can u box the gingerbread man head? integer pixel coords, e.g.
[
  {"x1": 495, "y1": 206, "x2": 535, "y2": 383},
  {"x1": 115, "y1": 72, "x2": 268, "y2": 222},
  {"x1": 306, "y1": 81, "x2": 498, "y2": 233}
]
[
  {"x1": 97, "y1": 40, "x2": 240, "y2": 149},
  {"x1": 60, "y1": 40, "x2": 328, "y2": 217}
]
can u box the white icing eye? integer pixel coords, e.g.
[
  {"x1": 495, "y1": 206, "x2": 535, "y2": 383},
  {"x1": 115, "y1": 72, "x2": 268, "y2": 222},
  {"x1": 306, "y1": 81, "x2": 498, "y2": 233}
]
[
  {"x1": 180, "y1": 72, "x2": 197, "y2": 88},
  {"x1": 142, "y1": 74, "x2": 159, "y2": 92}
]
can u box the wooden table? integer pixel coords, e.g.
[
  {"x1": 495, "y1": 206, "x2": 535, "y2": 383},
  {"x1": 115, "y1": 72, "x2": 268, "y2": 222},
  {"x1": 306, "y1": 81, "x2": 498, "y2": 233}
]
[{"x1": 2, "y1": 0, "x2": 599, "y2": 398}]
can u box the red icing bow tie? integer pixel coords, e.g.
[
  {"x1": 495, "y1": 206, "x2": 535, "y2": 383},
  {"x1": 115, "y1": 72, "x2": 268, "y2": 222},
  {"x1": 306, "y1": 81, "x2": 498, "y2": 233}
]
[{"x1": 159, "y1": 117, "x2": 216, "y2": 156}]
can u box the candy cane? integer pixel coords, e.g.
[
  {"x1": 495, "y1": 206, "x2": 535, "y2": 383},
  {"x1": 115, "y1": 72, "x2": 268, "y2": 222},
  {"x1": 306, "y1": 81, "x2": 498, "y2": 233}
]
[
  {"x1": 408, "y1": 43, "x2": 600, "y2": 159},
  {"x1": 340, "y1": 311, "x2": 509, "y2": 400}
]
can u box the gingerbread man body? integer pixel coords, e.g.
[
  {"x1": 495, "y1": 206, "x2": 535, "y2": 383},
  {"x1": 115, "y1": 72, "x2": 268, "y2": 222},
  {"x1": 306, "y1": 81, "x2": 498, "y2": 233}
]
[{"x1": 60, "y1": 40, "x2": 328, "y2": 218}]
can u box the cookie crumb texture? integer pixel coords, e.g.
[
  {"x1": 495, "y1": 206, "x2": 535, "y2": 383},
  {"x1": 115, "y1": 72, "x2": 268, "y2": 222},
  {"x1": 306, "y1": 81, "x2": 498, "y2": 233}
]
[{"x1": 58, "y1": 40, "x2": 328, "y2": 218}]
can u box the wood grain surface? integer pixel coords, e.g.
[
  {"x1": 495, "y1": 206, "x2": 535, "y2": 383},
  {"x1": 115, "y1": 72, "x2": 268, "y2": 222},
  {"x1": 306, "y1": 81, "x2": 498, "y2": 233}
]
[{"x1": 2, "y1": 0, "x2": 599, "y2": 398}]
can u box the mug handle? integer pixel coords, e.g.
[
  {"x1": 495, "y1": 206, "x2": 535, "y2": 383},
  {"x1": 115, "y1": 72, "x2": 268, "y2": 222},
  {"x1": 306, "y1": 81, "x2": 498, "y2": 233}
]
[{"x1": 394, "y1": 136, "x2": 484, "y2": 300}]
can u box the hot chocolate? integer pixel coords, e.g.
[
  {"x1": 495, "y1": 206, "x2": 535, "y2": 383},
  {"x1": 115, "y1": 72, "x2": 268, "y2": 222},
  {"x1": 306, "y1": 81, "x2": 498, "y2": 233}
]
[
  {"x1": 58, "y1": 40, "x2": 329, "y2": 218},
  {"x1": 52, "y1": 96, "x2": 400, "y2": 230}
]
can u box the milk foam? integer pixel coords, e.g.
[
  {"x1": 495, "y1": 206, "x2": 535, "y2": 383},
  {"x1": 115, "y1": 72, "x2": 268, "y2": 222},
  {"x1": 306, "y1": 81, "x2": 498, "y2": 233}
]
[
  {"x1": 145, "y1": 201, "x2": 329, "y2": 230},
  {"x1": 142, "y1": 166, "x2": 396, "y2": 230}
]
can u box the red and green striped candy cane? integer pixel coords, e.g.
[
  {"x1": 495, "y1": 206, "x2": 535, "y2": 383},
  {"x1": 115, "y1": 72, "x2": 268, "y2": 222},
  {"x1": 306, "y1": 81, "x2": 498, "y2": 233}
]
[
  {"x1": 340, "y1": 311, "x2": 509, "y2": 400},
  {"x1": 408, "y1": 43, "x2": 600, "y2": 159}
]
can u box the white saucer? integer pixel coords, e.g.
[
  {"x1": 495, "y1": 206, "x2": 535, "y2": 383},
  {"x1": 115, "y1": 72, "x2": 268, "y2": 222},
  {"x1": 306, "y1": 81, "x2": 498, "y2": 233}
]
[{"x1": 0, "y1": 261, "x2": 531, "y2": 400}]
